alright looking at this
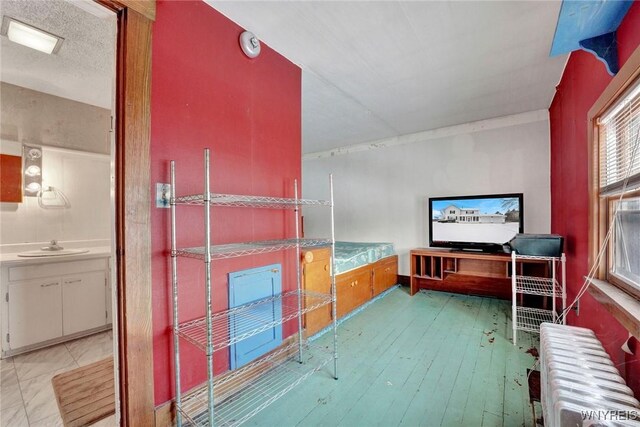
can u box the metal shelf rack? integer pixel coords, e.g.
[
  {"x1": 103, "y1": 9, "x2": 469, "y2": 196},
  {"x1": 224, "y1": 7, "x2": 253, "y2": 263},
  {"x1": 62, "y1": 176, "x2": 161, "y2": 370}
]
[
  {"x1": 511, "y1": 252, "x2": 566, "y2": 345},
  {"x1": 514, "y1": 306, "x2": 556, "y2": 333},
  {"x1": 178, "y1": 341, "x2": 332, "y2": 426},
  {"x1": 177, "y1": 290, "x2": 333, "y2": 352},
  {"x1": 513, "y1": 275, "x2": 562, "y2": 297},
  {"x1": 176, "y1": 193, "x2": 331, "y2": 208},
  {"x1": 174, "y1": 238, "x2": 332, "y2": 261},
  {"x1": 170, "y1": 149, "x2": 338, "y2": 426}
]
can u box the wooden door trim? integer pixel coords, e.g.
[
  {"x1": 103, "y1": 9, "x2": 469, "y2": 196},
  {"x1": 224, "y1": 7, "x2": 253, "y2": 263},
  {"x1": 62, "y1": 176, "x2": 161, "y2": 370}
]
[
  {"x1": 95, "y1": 0, "x2": 155, "y2": 425},
  {"x1": 100, "y1": 0, "x2": 156, "y2": 20}
]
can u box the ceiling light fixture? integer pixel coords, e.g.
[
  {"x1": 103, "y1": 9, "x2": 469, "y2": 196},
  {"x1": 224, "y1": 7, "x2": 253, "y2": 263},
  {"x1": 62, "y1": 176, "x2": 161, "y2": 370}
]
[{"x1": 1, "y1": 16, "x2": 64, "y2": 54}]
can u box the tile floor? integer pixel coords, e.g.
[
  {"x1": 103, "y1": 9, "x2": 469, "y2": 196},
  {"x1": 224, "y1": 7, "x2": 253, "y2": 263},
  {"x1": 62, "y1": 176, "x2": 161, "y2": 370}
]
[{"x1": 0, "y1": 330, "x2": 116, "y2": 426}]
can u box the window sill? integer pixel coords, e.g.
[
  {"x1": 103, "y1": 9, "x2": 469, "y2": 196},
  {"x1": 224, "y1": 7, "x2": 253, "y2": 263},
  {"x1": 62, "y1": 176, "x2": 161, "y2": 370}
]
[{"x1": 587, "y1": 277, "x2": 640, "y2": 340}]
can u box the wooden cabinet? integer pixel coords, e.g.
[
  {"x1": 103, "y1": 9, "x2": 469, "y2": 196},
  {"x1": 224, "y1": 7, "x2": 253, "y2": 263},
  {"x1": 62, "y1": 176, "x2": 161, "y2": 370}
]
[
  {"x1": 336, "y1": 268, "x2": 372, "y2": 318},
  {"x1": 303, "y1": 248, "x2": 332, "y2": 336},
  {"x1": 303, "y1": 248, "x2": 398, "y2": 334},
  {"x1": 62, "y1": 271, "x2": 107, "y2": 335},
  {"x1": 2, "y1": 256, "x2": 111, "y2": 356},
  {"x1": 372, "y1": 255, "x2": 398, "y2": 297},
  {"x1": 8, "y1": 278, "x2": 63, "y2": 349}
]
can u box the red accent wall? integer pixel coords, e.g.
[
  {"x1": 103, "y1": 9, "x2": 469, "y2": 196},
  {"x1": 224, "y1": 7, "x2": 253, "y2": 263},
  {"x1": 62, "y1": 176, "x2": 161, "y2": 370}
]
[
  {"x1": 549, "y1": 2, "x2": 640, "y2": 396},
  {"x1": 150, "y1": 1, "x2": 301, "y2": 405}
]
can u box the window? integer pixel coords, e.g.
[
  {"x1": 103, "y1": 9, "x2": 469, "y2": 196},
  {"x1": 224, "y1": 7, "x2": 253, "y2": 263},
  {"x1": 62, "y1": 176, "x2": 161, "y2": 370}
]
[
  {"x1": 612, "y1": 197, "x2": 640, "y2": 287},
  {"x1": 597, "y1": 78, "x2": 640, "y2": 294}
]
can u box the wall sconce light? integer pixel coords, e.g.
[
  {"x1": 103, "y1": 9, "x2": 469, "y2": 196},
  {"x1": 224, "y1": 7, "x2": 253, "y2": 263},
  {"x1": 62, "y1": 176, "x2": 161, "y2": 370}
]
[
  {"x1": 1, "y1": 16, "x2": 64, "y2": 54},
  {"x1": 24, "y1": 165, "x2": 41, "y2": 177},
  {"x1": 23, "y1": 144, "x2": 42, "y2": 197}
]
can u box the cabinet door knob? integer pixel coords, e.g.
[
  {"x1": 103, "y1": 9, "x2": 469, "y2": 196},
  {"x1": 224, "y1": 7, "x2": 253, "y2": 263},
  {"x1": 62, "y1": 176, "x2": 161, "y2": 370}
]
[
  {"x1": 64, "y1": 279, "x2": 82, "y2": 284},
  {"x1": 324, "y1": 265, "x2": 329, "y2": 271},
  {"x1": 41, "y1": 282, "x2": 59, "y2": 287},
  {"x1": 304, "y1": 251, "x2": 314, "y2": 263}
]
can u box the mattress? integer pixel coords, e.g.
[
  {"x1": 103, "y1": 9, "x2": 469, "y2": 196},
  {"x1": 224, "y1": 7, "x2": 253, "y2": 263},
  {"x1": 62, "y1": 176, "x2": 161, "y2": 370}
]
[{"x1": 334, "y1": 241, "x2": 395, "y2": 275}]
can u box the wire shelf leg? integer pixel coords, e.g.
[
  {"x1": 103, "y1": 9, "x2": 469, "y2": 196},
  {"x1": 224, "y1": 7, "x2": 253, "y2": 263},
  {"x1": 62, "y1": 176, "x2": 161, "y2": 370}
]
[
  {"x1": 561, "y1": 253, "x2": 567, "y2": 324},
  {"x1": 295, "y1": 179, "x2": 303, "y2": 363},
  {"x1": 511, "y1": 251, "x2": 517, "y2": 346},
  {"x1": 170, "y1": 161, "x2": 182, "y2": 427},
  {"x1": 330, "y1": 174, "x2": 338, "y2": 380},
  {"x1": 204, "y1": 149, "x2": 214, "y2": 426},
  {"x1": 552, "y1": 258, "x2": 557, "y2": 323}
]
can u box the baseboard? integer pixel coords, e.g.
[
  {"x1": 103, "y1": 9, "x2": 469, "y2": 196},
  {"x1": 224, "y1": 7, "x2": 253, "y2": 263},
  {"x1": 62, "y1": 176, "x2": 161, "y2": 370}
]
[{"x1": 154, "y1": 399, "x2": 173, "y2": 427}]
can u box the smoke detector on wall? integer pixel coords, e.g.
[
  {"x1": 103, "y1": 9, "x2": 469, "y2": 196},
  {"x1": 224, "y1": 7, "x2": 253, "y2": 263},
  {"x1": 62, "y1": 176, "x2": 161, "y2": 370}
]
[{"x1": 239, "y1": 31, "x2": 260, "y2": 59}]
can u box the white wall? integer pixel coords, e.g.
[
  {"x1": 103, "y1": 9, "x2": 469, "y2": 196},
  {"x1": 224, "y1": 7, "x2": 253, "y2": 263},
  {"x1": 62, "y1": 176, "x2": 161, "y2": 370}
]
[
  {"x1": 0, "y1": 83, "x2": 111, "y2": 155},
  {"x1": 0, "y1": 146, "x2": 111, "y2": 245},
  {"x1": 302, "y1": 115, "x2": 551, "y2": 275}
]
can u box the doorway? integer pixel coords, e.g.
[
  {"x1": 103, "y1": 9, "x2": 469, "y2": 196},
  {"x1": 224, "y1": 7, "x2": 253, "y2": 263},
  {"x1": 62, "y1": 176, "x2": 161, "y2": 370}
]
[{"x1": 0, "y1": 0, "x2": 119, "y2": 424}]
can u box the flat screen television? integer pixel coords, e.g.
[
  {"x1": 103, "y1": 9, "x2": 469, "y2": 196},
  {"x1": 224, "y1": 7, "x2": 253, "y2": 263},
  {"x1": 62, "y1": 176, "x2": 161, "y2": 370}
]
[{"x1": 428, "y1": 193, "x2": 523, "y2": 252}]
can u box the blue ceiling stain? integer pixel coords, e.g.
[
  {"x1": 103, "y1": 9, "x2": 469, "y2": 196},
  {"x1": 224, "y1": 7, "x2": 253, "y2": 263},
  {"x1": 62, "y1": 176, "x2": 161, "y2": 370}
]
[{"x1": 550, "y1": 0, "x2": 633, "y2": 57}]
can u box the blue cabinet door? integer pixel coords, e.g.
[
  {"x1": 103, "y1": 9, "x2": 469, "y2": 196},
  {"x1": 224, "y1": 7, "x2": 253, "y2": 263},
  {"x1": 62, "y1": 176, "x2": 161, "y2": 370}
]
[{"x1": 229, "y1": 264, "x2": 283, "y2": 369}]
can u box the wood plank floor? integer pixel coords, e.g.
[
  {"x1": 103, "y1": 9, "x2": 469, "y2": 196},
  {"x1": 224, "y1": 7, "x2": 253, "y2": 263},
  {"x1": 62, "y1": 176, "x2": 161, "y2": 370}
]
[{"x1": 246, "y1": 287, "x2": 539, "y2": 427}]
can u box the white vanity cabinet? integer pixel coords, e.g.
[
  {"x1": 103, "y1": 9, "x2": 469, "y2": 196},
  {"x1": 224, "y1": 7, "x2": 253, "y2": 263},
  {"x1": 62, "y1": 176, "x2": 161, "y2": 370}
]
[
  {"x1": 8, "y1": 278, "x2": 63, "y2": 349},
  {"x1": 62, "y1": 271, "x2": 107, "y2": 335},
  {"x1": 1, "y1": 255, "x2": 111, "y2": 357}
]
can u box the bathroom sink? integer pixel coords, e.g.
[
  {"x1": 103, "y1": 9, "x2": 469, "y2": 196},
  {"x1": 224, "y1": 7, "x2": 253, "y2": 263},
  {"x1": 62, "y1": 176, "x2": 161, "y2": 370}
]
[{"x1": 17, "y1": 249, "x2": 90, "y2": 257}]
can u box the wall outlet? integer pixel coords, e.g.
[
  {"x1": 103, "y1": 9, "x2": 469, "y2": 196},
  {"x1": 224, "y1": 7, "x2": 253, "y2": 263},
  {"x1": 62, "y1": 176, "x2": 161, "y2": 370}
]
[{"x1": 156, "y1": 183, "x2": 171, "y2": 208}]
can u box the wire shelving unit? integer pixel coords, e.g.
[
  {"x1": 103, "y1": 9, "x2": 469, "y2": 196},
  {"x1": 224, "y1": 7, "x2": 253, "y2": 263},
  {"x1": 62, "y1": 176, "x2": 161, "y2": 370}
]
[
  {"x1": 177, "y1": 290, "x2": 333, "y2": 352},
  {"x1": 175, "y1": 238, "x2": 332, "y2": 261},
  {"x1": 514, "y1": 306, "x2": 557, "y2": 333},
  {"x1": 179, "y1": 342, "x2": 332, "y2": 427},
  {"x1": 176, "y1": 193, "x2": 331, "y2": 208},
  {"x1": 511, "y1": 252, "x2": 566, "y2": 345},
  {"x1": 170, "y1": 149, "x2": 338, "y2": 426},
  {"x1": 514, "y1": 275, "x2": 562, "y2": 297}
]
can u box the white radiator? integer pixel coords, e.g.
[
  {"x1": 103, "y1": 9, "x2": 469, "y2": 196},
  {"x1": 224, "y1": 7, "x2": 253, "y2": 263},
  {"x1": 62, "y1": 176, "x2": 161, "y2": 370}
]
[{"x1": 540, "y1": 323, "x2": 640, "y2": 426}]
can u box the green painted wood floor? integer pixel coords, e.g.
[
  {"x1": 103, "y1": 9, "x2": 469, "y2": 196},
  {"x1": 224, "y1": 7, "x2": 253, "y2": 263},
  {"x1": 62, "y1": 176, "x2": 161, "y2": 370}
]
[{"x1": 246, "y1": 288, "x2": 540, "y2": 427}]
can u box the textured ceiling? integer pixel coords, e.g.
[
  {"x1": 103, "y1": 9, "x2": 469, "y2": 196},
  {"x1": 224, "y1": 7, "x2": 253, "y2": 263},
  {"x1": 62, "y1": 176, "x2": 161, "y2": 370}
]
[
  {"x1": 209, "y1": 1, "x2": 568, "y2": 154},
  {"x1": 0, "y1": 0, "x2": 115, "y2": 109},
  {"x1": 0, "y1": 1, "x2": 567, "y2": 150}
]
